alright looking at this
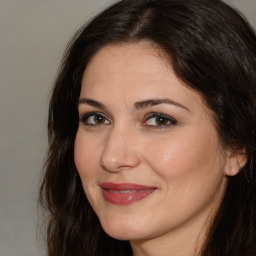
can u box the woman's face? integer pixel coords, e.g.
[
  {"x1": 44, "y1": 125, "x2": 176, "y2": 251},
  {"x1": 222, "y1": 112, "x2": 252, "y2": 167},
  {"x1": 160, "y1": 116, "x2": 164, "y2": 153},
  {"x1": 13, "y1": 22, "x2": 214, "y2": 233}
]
[{"x1": 74, "y1": 42, "x2": 229, "y2": 244}]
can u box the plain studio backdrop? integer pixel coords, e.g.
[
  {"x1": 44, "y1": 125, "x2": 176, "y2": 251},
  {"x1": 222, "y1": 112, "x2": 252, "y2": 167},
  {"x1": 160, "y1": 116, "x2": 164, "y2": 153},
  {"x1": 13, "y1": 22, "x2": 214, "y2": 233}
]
[{"x1": 0, "y1": 0, "x2": 255, "y2": 255}]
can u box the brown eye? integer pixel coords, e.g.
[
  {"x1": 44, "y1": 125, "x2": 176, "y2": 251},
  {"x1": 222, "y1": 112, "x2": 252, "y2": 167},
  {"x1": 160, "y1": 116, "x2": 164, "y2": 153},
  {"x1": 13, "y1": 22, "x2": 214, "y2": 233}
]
[
  {"x1": 155, "y1": 116, "x2": 168, "y2": 126},
  {"x1": 143, "y1": 113, "x2": 177, "y2": 128},
  {"x1": 94, "y1": 115, "x2": 106, "y2": 124},
  {"x1": 80, "y1": 113, "x2": 111, "y2": 126}
]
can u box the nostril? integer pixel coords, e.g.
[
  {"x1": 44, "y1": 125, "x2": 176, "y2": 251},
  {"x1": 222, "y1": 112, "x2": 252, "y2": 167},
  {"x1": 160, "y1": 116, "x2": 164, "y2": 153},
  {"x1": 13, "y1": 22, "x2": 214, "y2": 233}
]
[
  {"x1": 99, "y1": 128, "x2": 140, "y2": 172},
  {"x1": 99, "y1": 146, "x2": 140, "y2": 172}
]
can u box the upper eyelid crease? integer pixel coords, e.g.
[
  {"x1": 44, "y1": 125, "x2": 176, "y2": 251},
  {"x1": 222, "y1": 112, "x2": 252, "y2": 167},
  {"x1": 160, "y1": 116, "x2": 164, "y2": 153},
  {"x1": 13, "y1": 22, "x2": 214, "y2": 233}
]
[
  {"x1": 79, "y1": 112, "x2": 111, "y2": 125},
  {"x1": 144, "y1": 113, "x2": 177, "y2": 125}
]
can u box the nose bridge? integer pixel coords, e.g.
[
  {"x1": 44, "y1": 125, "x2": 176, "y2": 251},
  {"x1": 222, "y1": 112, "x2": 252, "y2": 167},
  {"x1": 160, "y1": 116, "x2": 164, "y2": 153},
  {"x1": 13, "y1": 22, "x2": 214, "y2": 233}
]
[{"x1": 100, "y1": 123, "x2": 140, "y2": 172}]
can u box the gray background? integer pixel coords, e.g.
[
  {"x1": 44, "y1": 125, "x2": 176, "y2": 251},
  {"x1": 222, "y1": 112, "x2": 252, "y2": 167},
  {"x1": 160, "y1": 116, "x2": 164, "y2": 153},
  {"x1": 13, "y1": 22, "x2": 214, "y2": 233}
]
[{"x1": 0, "y1": 0, "x2": 255, "y2": 256}]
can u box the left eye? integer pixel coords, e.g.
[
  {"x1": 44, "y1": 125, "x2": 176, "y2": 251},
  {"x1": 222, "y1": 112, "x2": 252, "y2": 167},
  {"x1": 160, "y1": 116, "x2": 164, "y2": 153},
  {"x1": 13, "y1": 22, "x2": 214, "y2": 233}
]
[
  {"x1": 143, "y1": 114, "x2": 177, "y2": 127},
  {"x1": 80, "y1": 113, "x2": 111, "y2": 126}
]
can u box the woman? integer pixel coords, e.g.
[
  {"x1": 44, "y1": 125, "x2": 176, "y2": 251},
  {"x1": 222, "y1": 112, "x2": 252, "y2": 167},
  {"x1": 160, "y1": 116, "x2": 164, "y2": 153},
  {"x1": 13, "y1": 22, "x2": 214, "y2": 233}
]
[{"x1": 40, "y1": 0, "x2": 256, "y2": 255}]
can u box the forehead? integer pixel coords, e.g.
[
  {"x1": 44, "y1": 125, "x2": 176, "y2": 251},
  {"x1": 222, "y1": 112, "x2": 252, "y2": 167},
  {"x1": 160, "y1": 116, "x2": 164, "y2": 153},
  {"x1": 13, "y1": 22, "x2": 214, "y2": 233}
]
[
  {"x1": 83, "y1": 42, "x2": 171, "y2": 86},
  {"x1": 80, "y1": 42, "x2": 204, "y2": 112}
]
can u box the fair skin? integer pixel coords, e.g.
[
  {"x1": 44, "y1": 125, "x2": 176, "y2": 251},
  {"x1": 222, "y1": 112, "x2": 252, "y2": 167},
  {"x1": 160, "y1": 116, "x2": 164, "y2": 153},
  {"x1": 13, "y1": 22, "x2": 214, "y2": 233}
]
[{"x1": 74, "y1": 42, "x2": 244, "y2": 256}]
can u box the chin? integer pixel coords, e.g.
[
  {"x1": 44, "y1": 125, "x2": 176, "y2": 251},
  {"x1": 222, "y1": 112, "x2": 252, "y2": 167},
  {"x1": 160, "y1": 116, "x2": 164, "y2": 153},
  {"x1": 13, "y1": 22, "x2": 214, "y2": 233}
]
[{"x1": 100, "y1": 218, "x2": 149, "y2": 241}]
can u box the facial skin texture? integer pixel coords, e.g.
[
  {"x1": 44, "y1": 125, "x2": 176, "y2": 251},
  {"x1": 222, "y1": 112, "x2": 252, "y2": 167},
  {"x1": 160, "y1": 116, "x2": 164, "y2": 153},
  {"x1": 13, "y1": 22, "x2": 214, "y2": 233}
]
[{"x1": 74, "y1": 42, "x2": 242, "y2": 256}]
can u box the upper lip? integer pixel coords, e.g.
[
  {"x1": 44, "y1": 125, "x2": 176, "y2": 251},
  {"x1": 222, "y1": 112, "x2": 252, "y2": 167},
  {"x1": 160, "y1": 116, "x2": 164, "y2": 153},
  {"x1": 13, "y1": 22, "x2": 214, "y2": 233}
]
[{"x1": 100, "y1": 182, "x2": 157, "y2": 191}]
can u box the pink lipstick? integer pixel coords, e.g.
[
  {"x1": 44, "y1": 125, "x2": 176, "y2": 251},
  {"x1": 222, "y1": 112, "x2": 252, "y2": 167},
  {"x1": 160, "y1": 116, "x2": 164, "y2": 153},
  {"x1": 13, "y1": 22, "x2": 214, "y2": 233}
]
[{"x1": 100, "y1": 182, "x2": 157, "y2": 205}]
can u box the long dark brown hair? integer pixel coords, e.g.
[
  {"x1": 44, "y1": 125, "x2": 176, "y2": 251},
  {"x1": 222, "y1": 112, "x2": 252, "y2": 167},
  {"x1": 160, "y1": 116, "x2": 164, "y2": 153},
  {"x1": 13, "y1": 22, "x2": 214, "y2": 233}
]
[{"x1": 40, "y1": 0, "x2": 256, "y2": 255}]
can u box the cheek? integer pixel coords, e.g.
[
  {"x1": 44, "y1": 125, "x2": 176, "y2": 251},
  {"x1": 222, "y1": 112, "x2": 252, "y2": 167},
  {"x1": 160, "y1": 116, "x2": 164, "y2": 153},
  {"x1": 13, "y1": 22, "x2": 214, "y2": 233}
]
[
  {"x1": 74, "y1": 131, "x2": 104, "y2": 209},
  {"x1": 74, "y1": 131, "x2": 101, "y2": 179},
  {"x1": 142, "y1": 132, "x2": 226, "y2": 223},
  {"x1": 143, "y1": 129, "x2": 222, "y2": 179},
  {"x1": 143, "y1": 140, "x2": 191, "y2": 178}
]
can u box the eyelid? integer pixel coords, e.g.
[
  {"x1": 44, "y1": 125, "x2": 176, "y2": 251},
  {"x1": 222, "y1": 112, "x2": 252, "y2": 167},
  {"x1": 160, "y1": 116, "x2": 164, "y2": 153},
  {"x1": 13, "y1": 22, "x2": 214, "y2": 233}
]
[
  {"x1": 79, "y1": 111, "x2": 177, "y2": 128},
  {"x1": 79, "y1": 111, "x2": 111, "y2": 125},
  {"x1": 142, "y1": 112, "x2": 177, "y2": 128}
]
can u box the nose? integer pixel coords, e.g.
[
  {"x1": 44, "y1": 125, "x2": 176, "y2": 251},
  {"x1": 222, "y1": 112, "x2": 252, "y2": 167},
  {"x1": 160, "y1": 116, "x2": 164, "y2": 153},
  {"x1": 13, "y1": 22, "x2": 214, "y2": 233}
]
[{"x1": 100, "y1": 126, "x2": 140, "y2": 172}]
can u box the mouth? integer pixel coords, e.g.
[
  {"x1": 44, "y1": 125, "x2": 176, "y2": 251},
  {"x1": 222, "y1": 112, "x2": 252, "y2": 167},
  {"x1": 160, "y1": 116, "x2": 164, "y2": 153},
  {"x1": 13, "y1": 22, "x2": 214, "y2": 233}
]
[{"x1": 100, "y1": 182, "x2": 157, "y2": 205}]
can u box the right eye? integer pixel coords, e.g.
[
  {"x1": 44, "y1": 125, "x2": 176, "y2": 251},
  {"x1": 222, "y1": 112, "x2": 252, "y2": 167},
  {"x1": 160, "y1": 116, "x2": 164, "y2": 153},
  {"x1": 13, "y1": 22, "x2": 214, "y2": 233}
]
[{"x1": 79, "y1": 112, "x2": 111, "y2": 126}]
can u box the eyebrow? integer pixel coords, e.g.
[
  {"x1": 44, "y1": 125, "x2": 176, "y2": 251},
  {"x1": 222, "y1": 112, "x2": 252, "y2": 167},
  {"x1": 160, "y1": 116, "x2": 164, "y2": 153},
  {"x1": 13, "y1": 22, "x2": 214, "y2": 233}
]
[
  {"x1": 134, "y1": 98, "x2": 190, "y2": 111},
  {"x1": 78, "y1": 98, "x2": 108, "y2": 111},
  {"x1": 78, "y1": 98, "x2": 190, "y2": 111}
]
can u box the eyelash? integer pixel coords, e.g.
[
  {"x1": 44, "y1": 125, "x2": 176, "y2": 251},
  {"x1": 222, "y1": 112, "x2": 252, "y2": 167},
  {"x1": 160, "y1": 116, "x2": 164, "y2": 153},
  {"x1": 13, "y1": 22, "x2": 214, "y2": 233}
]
[
  {"x1": 79, "y1": 112, "x2": 177, "y2": 129},
  {"x1": 142, "y1": 113, "x2": 177, "y2": 128},
  {"x1": 79, "y1": 112, "x2": 111, "y2": 126}
]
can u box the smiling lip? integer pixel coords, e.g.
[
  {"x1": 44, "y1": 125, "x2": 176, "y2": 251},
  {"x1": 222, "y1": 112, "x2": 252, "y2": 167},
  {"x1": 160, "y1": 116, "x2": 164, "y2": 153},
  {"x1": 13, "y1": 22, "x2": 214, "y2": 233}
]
[{"x1": 100, "y1": 182, "x2": 157, "y2": 205}]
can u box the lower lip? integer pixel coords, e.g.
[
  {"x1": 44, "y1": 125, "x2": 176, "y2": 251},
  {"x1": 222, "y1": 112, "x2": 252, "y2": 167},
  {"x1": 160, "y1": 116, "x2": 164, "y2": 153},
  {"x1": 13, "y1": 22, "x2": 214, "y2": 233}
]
[{"x1": 101, "y1": 188, "x2": 156, "y2": 205}]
